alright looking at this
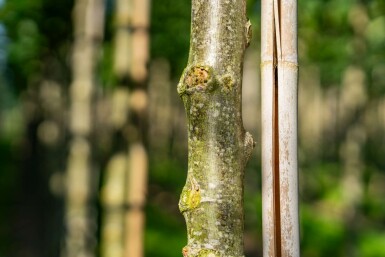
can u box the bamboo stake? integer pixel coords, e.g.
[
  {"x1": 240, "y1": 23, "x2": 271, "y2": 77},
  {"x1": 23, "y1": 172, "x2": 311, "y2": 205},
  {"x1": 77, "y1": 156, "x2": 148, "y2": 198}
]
[{"x1": 261, "y1": 0, "x2": 299, "y2": 256}]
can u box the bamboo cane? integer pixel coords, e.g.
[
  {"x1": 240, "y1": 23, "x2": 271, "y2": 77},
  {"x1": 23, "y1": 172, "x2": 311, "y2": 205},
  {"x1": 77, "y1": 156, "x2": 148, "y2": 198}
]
[{"x1": 261, "y1": 0, "x2": 299, "y2": 256}]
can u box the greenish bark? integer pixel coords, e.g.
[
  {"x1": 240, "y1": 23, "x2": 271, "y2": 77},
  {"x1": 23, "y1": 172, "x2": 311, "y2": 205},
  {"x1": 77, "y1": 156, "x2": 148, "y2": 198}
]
[{"x1": 177, "y1": 1, "x2": 254, "y2": 256}]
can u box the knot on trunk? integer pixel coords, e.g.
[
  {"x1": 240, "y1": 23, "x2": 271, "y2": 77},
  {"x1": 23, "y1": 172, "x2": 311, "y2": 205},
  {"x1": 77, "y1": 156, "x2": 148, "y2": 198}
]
[
  {"x1": 179, "y1": 178, "x2": 201, "y2": 213},
  {"x1": 196, "y1": 249, "x2": 220, "y2": 257},
  {"x1": 243, "y1": 131, "x2": 255, "y2": 163},
  {"x1": 178, "y1": 65, "x2": 217, "y2": 96},
  {"x1": 219, "y1": 74, "x2": 235, "y2": 93},
  {"x1": 182, "y1": 247, "x2": 220, "y2": 257},
  {"x1": 245, "y1": 19, "x2": 252, "y2": 48}
]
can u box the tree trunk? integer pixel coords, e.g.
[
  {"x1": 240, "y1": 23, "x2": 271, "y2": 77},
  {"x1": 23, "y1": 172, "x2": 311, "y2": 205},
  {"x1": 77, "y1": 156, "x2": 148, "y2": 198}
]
[
  {"x1": 63, "y1": 0, "x2": 105, "y2": 256},
  {"x1": 177, "y1": 1, "x2": 254, "y2": 256},
  {"x1": 261, "y1": 0, "x2": 299, "y2": 256}
]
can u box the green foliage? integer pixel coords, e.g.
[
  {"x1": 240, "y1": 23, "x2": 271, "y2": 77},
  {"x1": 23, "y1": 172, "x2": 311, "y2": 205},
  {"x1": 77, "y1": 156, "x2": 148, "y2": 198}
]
[
  {"x1": 0, "y1": 0, "x2": 73, "y2": 92},
  {"x1": 299, "y1": 0, "x2": 352, "y2": 85},
  {"x1": 146, "y1": 204, "x2": 185, "y2": 257},
  {"x1": 300, "y1": 0, "x2": 385, "y2": 93},
  {"x1": 151, "y1": 0, "x2": 190, "y2": 76},
  {"x1": 301, "y1": 206, "x2": 345, "y2": 257},
  {"x1": 359, "y1": 231, "x2": 385, "y2": 257},
  {"x1": 149, "y1": 158, "x2": 187, "y2": 195},
  {"x1": 301, "y1": 162, "x2": 342, "y2": 201}
]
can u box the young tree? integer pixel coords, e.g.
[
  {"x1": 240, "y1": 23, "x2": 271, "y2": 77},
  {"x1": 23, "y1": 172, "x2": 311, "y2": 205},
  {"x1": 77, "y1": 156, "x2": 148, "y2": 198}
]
[
  {"x1": 261, "y1": 0, "x2": 299, "y2": 256},
  {"x1": 177, "y1": 0, "x2": 255, "y2": 256}
]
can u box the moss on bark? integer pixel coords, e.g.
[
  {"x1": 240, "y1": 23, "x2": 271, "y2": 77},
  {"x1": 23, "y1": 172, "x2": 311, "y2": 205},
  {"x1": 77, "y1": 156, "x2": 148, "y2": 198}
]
[{"x1": 178, "y1": 0, "x2": 255, "y2": 256}]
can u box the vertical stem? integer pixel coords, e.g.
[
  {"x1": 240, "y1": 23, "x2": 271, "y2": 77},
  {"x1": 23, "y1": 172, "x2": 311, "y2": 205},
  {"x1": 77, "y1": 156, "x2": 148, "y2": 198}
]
[
  {"x1": 261, "y1": 0, "x2": 275, "y2": 255},
  {"x1": 261, "y1": 0, "x2": 299, "y2": 256},
  {"x1": 178, "y1": 0, "x2": 254, "y2": 256},
  {"x1": 278, "y1": 0, "x2": 299, "y2": 256},
  {"x1": 273, "y1": 68, "x2": 281, "y2": 257}
]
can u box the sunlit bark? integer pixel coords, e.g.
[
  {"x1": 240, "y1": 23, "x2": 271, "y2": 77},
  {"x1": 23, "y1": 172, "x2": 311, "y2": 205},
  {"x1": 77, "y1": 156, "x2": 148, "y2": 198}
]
[{"x1": 178, "y1": 1, "x2": 255, "y2": 256}]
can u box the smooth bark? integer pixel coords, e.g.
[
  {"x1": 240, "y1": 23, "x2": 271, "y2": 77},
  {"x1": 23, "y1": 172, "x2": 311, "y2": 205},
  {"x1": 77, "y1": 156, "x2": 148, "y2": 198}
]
[{"x1": 178, "y1": 1, "x2": 254, "y2": 256}]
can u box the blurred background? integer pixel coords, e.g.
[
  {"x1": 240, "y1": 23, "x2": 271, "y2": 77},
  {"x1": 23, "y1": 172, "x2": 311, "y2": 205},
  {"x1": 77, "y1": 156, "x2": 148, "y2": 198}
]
[{"x1": 0, "y1": 0, "x2": 385, "y2": 256}]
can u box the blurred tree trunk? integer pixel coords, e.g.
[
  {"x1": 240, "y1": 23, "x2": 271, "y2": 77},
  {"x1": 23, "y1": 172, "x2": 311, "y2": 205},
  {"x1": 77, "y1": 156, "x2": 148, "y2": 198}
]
[
  {"x1": 63, "y1": 0, "x2": 105, "y2": 257},
  {"x1": 101, "y1": 0, "x2": 150, "y2": 257},
  {"x1": 100, "y1": 0, "x2": 131, "y2": 255},
  {"x1": 261, "y1": 0, "x2": 299, "y2": 256},
  {"x1": 148, "y1": 58, "x2": 172, "y2": 158},
  {"x1": 100, "y1": 154, "x2": 126, "y2": 257},
  {"x1": 177, "y1": 0, "x2": 254, "y2": 256},
  {"x1": 124, "y1": 143, "x2": 148, "y2": 257},
  {"x1": 123, "y1": 1, "x2": 150, "y2": 257}
]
